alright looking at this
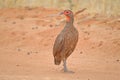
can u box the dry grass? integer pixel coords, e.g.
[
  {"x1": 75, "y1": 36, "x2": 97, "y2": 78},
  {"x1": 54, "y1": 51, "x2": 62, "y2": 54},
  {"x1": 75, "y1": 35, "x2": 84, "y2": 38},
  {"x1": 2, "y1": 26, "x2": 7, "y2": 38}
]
[{"x1": 0, "y1": 0, "x2": 120, "y2": 16}]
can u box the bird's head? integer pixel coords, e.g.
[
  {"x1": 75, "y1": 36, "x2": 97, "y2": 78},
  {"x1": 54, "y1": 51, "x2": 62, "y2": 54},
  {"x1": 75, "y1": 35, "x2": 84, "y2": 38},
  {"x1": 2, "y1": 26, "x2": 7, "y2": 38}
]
[{"x1": 60, "y1": 10, "x2": 74, "y2": 23}]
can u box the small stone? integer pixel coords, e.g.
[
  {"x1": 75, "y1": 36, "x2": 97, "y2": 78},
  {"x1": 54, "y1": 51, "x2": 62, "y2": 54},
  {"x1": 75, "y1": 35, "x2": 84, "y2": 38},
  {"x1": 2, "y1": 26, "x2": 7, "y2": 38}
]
[
  {"x1": 117, "y1": 28, "x2": 120, "y2": 30},
  {"x1": 27, "y1": 52, "x2": 30, "y2": 55},
  {"x1": 22, "y1": 37, "x2": 25, "y2": 40},
  {"x1": 32, "y1": 27, "x2": 34, "y2": 30},
  {"x1": 80, "y1": 51, "x2": 83, "y2": 54},
  {"x1": 36, "y1": 27, "x2": 38, "y2": 29},
  {"x1": 84, "y1": 31, "x2": 90, "y2": 35},
  {"x1": 98, "y1": 41, "x2": 103, "y2": 47},
  {"x1": 35, "y1": 52, "x2": 38, "y2": 54},
  {"x1": 16, "y1": 64, "x2": 20, "y2": 66},
  {"x1": 18, "y1": 48, "x2": 21, "y2": 52},
  {"x1": 32, "y1": 27, "x2": 38, "y2": 30},
  {"x1": 49, "y1": 24, "x2": 53, "y2": 27},
  {"x1": 20, "y1": 16, "x2": 24, "y2": 20},
  {"x1": 116, "y1": 59, "x2": 119, "y2": 62},
  {"x1": 91, "y1": 46, "x2": 95, "y2": 49},
  {"x1": 26, "y1": 7, "x2": 32, "y2": 10},
  {"x1": 87, "y1": 24, "x2": 91, "y2": 27},
  {"x1": 12, "y1": 22, "x2": 16, "y2": 24},
  {"x1": 4, "y1": 20, "x2": 7, "y2": 22},
  {"x1": 84, "y1": 37, "x2": 89, "y2": 40}
]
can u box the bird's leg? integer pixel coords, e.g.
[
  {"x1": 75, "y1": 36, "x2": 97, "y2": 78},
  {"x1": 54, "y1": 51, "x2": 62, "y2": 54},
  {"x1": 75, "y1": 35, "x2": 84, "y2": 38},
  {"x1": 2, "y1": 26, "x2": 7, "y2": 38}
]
[
  {"x1": 63, "y1": 59, "x2": 68, "y2": 72},
  {"x1": 63, "y1": 59, "x2": 74, "y2": 73}
]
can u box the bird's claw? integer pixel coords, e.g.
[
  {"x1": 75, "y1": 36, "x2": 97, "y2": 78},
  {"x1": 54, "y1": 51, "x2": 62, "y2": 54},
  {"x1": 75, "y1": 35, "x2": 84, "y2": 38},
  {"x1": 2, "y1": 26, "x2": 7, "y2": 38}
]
[{"x1": 64, "y1": 70, "x2": 75, "y2": 73}]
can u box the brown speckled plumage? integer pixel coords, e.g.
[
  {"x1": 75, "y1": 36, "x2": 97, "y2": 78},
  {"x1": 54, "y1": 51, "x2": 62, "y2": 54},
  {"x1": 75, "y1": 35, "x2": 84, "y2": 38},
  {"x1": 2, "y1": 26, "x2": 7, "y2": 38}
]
[{"x1": 53, "y1": 10, "x2": 79, "y2": 72}]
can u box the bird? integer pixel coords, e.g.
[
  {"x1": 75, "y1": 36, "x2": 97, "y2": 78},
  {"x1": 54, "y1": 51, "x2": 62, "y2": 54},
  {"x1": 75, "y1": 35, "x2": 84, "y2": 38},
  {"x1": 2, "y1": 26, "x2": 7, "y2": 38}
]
[{"x1": 53, "y1": 10, "x2": 79, "y2": 73}]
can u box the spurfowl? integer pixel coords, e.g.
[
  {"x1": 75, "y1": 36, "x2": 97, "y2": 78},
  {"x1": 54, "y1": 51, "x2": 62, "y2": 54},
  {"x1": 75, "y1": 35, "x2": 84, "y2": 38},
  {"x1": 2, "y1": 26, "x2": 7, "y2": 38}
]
[{"x1": 53, "y1": 10, "x2": 79, "y2": 72}]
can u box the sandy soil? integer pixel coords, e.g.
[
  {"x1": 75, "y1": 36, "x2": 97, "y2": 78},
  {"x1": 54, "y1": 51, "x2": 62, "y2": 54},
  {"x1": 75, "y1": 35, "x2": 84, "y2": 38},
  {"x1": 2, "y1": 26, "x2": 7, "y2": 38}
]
[{"x1": 0, "y1": 7, "x2": 120, "y2": 80}]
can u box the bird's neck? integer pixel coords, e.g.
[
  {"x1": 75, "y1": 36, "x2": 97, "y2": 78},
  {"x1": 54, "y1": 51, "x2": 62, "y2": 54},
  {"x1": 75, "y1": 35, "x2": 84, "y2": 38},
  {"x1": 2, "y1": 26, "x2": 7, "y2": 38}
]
[{"x1": 65, "y1": 16, "x2": 74, "y2": 27}]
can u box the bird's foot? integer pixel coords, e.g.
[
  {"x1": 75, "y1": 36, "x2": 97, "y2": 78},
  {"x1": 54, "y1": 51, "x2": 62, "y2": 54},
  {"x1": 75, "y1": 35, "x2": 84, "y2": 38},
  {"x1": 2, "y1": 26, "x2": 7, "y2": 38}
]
[
  {"x1": 64, "y1": 70, "x2": 75, "y2": 73},
  {"x1": 61, "y1": 69, "x2": 74, "y2": 73}
]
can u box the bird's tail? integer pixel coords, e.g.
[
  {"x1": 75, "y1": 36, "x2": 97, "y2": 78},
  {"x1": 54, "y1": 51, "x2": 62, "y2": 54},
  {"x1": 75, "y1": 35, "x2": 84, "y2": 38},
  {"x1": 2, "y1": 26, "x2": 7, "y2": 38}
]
[{"x1": 54, "y1": 58, "x2": 61, "y2": 65}]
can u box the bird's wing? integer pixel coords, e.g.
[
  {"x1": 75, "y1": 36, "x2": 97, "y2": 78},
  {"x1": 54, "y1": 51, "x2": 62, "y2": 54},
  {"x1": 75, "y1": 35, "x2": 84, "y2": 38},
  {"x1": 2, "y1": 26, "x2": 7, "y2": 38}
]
[{"x1": 53, "y1": 35, "x2": 65, "y2": 57}]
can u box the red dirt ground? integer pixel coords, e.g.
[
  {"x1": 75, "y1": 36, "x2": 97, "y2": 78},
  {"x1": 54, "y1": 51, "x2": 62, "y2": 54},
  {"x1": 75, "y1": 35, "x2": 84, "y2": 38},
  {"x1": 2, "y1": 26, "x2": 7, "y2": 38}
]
[{"x1": 0, "y1": 7, "x2": 120, "y2": 80}]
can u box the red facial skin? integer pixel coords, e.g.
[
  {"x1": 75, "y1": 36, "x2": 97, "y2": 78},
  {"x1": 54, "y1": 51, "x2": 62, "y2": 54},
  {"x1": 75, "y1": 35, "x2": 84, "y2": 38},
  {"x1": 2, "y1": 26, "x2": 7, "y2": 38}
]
[{"x1": 63, "y1": 10, "x2": 71, "y2": 22}]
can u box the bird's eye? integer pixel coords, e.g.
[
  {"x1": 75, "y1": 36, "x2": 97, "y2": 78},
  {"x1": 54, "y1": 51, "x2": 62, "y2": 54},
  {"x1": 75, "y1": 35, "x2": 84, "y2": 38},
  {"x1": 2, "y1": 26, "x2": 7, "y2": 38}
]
[
  {"x1": 66, "y1": 11, "x2": 69, "y2": 13},
  {"x1": 65, "y1": 11, "x2": 70, "y2": 14}
]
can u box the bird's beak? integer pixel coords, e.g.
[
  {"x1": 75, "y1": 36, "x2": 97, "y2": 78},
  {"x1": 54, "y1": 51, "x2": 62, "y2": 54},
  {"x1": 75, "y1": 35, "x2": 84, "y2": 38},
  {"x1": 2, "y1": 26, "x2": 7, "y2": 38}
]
[{"x1": 59, "y1": 11, "x2": 64, "y2": 15}]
